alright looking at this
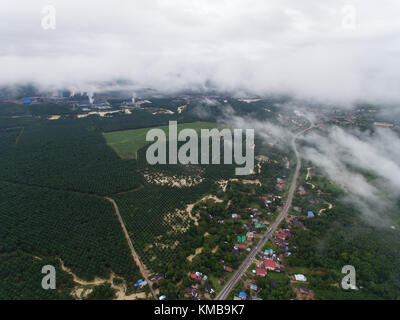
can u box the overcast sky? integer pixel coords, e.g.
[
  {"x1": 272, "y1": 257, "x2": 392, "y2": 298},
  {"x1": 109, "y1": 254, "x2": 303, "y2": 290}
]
[{"x1": 1, "y1": 0, "x2": 400, "y2": 103}]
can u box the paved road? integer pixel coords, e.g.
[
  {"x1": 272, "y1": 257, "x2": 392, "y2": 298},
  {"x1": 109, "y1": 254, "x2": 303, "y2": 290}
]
[
  {"x1": 215, "y1": 122, "x2": 314, "y2": 300},
  {"x1": 105, "y1": 197, "x2": 158, "y2": 300}
]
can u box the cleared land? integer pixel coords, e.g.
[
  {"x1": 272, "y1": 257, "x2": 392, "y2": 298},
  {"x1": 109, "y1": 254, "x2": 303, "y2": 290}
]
[{"x1": 103, "y1": 121, "x2": 221, "y2": 159}]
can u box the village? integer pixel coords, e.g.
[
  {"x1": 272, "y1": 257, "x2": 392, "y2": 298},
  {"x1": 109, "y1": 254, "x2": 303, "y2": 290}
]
[{"x1": 174, "y1": 177, "x2": 319, "y2": 301}]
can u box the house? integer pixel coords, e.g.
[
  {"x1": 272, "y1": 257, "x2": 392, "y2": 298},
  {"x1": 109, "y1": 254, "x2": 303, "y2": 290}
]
[
  {"x1": 277, "y1": 178, "x2": 285, "y2": 184},
  {"x1": 205, "y1": 282, "x2": 215, "y2": 294},
  {"x1": 307, "y1": 211, "x2": 315, "y2": 218},
  {"x1": 192, "y1": 284, "x2": 199, "y2": 290},
  {"x1": 224, "y1": 266, "x2": 233, "y2": 272},
  {"x1": 23, "y1": 98, "x2": 33, "y2": 104},
  {"x1": 294, "y1": 274, "x2": 307, "y2": 282},
  {"x1": 299, "y1": 288, "x2": 310, "y2": 295},
  {"x1": 256, "y1": 268, "x2": 267, "y2": 277},
  {"x1": 285, "y1": 216, "x2": 295, "y2": 224},
  {"x1": 134, "y1": 279, "x2": 143, "y2": 287},
  {"x1": 155, "y1": 273, "x2": 166, "y2": 280},
  {"x1": 191, "y1": 272, "x2": 206, "y2": 281},
  {"x1": 263, "y1": 259, "x2": 276, "y2": 271},
  {"x1": 298, "y1": 186, "x2": 306, "y2": 195},
  {"x1": 264, "y1": 249, "x2": 274, "y2": 256},
  {"x1": 237, "y1": 244, "x2": 246, "y2": 250},
  {"x1": 275, "y1": 231, "x2": 286, "y2": 240},
  {"x1": 238, "y1": 292, "x2": 247, "y2": 300},
  {"x1": 184, "y1": 287, "x2": 193, "y2": 295},
  {"x1": 246, "y1": 231, "x2": 255, "y2": 238},
  {"x1": 249, "y1": 284, "x2": 258, "y2": 291},
  {"x1": 247, "y1": 236, "x2": 253, "y2": 242}
]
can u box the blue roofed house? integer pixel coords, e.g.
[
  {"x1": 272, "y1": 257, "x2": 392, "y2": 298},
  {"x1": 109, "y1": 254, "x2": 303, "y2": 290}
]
[
  {"x1": 134, "y1": 279, "x2": 143, "y2": 287},
  {"x1": 307, "y1": 211, "x2": 315, "y2": 218},
  {"x1": 264, "y1": 249, "x2": 274, "y2": 256},
  {"x1": 238, "y1": 292, "x2": 247, "y2": 300},
  {"x1": 23, "y1": 98, "x2": 33, "y2": 104}
]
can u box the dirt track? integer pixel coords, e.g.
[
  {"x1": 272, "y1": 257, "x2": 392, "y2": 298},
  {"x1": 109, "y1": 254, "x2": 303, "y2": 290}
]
[{"x1": 105, "y1": 197, "x2": 157, "y2": 300}]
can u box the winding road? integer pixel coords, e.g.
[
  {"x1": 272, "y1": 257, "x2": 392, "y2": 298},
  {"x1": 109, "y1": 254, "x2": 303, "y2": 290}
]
[{"x1": 215, "y1": 120, "x2": 314, "y2": 300}]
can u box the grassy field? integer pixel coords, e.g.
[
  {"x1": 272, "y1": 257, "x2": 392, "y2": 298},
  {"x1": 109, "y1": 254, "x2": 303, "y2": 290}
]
[{"x1": 103, "y1": 121, "x2": 222, "y2": 159}]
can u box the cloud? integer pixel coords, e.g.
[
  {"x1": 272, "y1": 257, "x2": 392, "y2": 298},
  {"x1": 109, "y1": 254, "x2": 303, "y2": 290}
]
[
  {"x1": 222, "y1": 104, "x2": 400, "y2": 226},
  {"x1": 300, "y1": 126, "x2": 400, "y2": 226},
  {"x1": 1, "y1": 0, "x2": 400, "y2": 104}
]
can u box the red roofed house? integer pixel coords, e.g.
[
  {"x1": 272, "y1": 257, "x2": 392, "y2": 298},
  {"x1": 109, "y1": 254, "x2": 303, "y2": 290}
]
[
  {"x1": 224, "y1": 266, "x2": 233, "y2": 272},
  {"x1": 256, "y1": 268, "x2": 267, "y2": 277},
  {"x1": 246, "y1": 236, "x2": 253, "y2": 242},
  {"x1": 238, "y1": 244, "x2": 246, "y2": 249},
  {"x1": 190, "y1": 274, "x2": 199, "y2": 280},
  {"x1": 263, "y1": 259, "x2": 276, "y2": 271},
  {"x1": 275, "y1": 231, "x2": 286, "y2": 240}
]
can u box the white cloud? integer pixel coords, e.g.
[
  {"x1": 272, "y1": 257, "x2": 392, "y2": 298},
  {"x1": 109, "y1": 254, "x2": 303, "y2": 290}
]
[
  {"x1": 300, "y1": 126, "x2": 400, "y2": 225},
  {"x1": 1, "y1": 0, "x2": 400, "y2": 104}
]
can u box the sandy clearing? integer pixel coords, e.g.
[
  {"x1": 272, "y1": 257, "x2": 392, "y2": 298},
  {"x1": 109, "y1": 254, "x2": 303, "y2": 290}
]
[
  {"x1": 185, "y1": 195, "x2": 224, "y2": 226},
  {"x1": 144, "y1": 173, "x2": 203, "y2": 188},
  {"x1": 77, "y1": 110, "x2": 121, "y2": 118},
  {"x1": 187, "y1": 247, "x2": 203, "y2": 262},
  {"x1": 306, "y1": 167, "x2": 312, "y2": 181},
  {"x1": 306, "y1": 182, "x2": 316, "y2": 190},
  {"x1": 155, "y1": 240, "x2": 180, "y2": 250},
  {"x1": 59, "y1": 259, "x2": 148, "y2": 300},
  {"x1": 48, "y1": 115, "x2": 61, "y2": 120},
  {"x1": 152, "y1": 109, "x2": 175, "y2": 115},
  {"x1": 212, "y1": 245, "x2": 219, "y2": 254},
  {"x1": 318, "y1": 203, "x2": 333, "y2": 216},
  {"x1": 242, "y1": 179, "x2": 262, "y2": 186},
  {"x1": 177, "y1": 105, "x2": 187, "y2": 114}
]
